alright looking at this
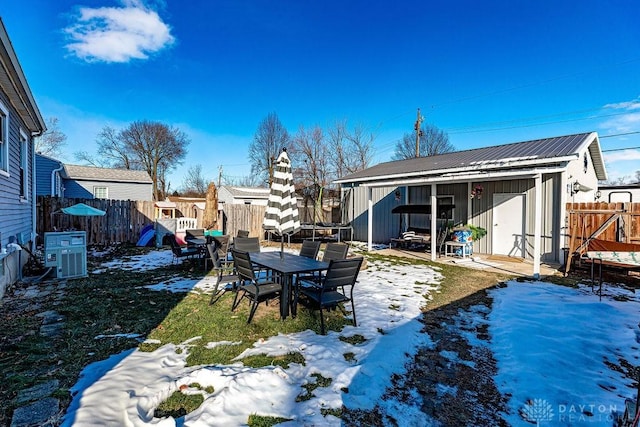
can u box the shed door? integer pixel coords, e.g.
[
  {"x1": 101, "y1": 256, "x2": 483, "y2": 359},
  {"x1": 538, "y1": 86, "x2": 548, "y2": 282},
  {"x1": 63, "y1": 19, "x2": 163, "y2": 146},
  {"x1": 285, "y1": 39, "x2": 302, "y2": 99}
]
[{"x1": 492, "y1": 193, "x2": 525, "y2": 257}]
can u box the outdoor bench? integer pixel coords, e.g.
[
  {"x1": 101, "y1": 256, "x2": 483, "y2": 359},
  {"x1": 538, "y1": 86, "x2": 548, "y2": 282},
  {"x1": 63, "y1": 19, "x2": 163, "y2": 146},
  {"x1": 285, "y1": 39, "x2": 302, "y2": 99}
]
[{"x1": 390, "y1": 228, "x2": 431, "y2": 249}]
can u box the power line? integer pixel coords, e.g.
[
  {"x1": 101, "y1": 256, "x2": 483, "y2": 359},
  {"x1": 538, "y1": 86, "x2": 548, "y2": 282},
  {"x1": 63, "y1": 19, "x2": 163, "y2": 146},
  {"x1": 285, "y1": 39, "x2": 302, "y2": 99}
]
[
  {"x1": 446, "y1": 110, "x2": 636, "y2": 135},
  {"x1": 430, "y1": 57, "x2": 640, "y2": 109},
  {"x1": 600, "y1": 131, "x2": 640, "y2": 140}
]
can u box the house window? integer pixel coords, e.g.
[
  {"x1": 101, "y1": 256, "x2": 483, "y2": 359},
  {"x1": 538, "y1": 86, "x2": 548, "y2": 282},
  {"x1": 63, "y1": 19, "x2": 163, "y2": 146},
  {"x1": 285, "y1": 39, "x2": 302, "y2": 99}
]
[
  {"x1": 93, "y1": 186, "x2": 108, "y2": 199},
  {"x1": 424, "y1": 195, "x2": 455, "y2": 224},
  {"x1": 19, "y1": 129, "x2": 28, "y2": 199},
  {"x1": 0, "y1": 100, "x2": 8, "y2": 175}
]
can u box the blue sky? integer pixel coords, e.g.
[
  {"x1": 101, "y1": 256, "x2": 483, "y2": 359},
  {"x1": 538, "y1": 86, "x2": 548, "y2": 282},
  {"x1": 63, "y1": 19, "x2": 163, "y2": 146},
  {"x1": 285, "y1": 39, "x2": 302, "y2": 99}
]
[{"x1": 3, "y1": 0, "x2": 640, "y2": 188}]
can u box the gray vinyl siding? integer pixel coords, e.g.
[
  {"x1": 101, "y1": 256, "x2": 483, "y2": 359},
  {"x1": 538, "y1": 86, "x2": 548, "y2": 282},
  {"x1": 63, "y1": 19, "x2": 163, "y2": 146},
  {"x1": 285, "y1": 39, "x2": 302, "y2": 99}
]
[
  {"x1": 345, "y1": 185, "x2": 400, "y2": 243},
  {"x1": 468, "y1": 175, "x2": 559, "y2": 262},
  {"x1": 63, "y1": 178, "x2": 153, "y2": 201},
  {"x1": 0, "y1": 89, "x2": 33, "y2": 248},
  {"x1": 343, "y1": 176, "x2": 561, "y2": 262}
]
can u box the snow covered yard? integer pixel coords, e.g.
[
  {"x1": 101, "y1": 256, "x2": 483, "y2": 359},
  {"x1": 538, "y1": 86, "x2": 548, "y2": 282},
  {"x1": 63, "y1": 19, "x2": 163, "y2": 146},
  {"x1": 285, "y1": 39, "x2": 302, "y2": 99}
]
[{"x1": 61, "y1": 248, "x2": 639, "y2": 426}]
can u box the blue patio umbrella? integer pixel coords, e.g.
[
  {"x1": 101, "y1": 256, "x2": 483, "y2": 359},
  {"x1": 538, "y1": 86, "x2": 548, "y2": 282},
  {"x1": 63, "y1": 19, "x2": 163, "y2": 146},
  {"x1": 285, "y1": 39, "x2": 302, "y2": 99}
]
[{"x1": 61, "y1": 203, "x2": 106, "y2": 216}]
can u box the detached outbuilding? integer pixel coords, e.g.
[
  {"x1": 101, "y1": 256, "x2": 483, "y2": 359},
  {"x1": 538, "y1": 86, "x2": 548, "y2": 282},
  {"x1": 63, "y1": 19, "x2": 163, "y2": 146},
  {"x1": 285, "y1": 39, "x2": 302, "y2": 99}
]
[{"x1": 335, "y1": 132, "x2": 607, "y2": 277}]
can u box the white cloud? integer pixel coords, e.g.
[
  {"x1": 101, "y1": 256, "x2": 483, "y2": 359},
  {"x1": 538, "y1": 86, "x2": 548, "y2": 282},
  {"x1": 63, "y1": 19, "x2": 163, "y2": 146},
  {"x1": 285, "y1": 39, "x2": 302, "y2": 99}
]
[
  {"x1": 602, "y1": 148, "x2": 640, "y2": 163},
  {"x1": 600, "y1": 111, "x2": 640, "y2": 133},
  {"x1": 64, "y1": 0, "x2": 175, "y2": 63},
  {"x1": 603, "y1": 97, "x2": 640, "y2": 111},
  {"x1": 602, "y1": 148, "x2": 640, "y2": 182},
  {"x1": 600, "y1": 96, "x2": 640, "y2": 133}
]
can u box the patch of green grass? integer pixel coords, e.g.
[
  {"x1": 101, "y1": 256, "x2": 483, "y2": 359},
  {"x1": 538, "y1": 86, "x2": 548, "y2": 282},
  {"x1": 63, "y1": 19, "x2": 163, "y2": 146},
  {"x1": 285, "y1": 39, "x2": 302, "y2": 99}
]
[
  {"x1": 247, "y1": 414, "x2": 292, "y2": 426},
  {"x1": 296, "y1": 373, "x2": 333, "y2": 402},
  {"x1": 321, "y1": 407, "x2": 343, "y2": 418},
  {"x1": 388, "y1": 303, "x2": 400, "y2": 311},
  {"x1": 239, "y1": 352, "x2": 305, "y2": 369},
  {"x1": 339, "y1": 334, "x2": 367, "y2": 345},
  {"x1": 154, "y1": 390, "x2": 204, "y2": 419},
  {"x1": 343, "y1": 352, "x2": 356, "y2": 362},
  {"x1": 0, "y1": 248, "x2": 190, "y2": 424},
  {"x1": 145, "y1": 290, "x2": 352, "y2": 367}
]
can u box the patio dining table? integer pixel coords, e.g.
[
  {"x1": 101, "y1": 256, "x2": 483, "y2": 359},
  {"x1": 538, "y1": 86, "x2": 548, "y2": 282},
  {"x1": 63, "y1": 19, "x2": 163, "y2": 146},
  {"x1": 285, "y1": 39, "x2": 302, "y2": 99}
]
[{"x1": 249, "y1": 252, "x2": 329, "y2": 319}]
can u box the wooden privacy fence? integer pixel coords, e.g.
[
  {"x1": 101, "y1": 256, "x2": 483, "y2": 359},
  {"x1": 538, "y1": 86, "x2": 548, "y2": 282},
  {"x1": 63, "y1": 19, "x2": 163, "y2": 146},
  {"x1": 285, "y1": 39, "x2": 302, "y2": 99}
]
[
  {"x1": 37, "y1": 197, "x2": 200, "y2": 246},
  {"x1": 565, "y1": 202, "x2": 640, "y2": 273},
  {"x1": 221, "y1": 204, "x2": 266, "y2": 238},
  {"x1": 566, "y1": 202, "x2": 640, "y2": 246},
  {"x1": 36, "y1": 196, "x2": 340, "y2": 246}
]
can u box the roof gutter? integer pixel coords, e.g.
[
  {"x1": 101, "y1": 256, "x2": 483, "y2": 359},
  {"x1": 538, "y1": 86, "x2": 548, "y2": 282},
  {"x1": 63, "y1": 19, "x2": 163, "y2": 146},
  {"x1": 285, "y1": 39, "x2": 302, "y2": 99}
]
[
  {"x1": 357, "y1": 165, "x2": 567, "y2": 188},
  {"x1": 334, "y1": 155, "x2": 577, "y2": 185}
]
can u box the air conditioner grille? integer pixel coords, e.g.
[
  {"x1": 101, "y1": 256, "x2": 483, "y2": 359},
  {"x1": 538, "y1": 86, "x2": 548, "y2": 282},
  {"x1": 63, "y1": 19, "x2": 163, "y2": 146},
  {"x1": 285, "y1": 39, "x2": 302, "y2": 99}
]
[{"x1": 61, "y1": 251, "x2": 84, "y2": 278}]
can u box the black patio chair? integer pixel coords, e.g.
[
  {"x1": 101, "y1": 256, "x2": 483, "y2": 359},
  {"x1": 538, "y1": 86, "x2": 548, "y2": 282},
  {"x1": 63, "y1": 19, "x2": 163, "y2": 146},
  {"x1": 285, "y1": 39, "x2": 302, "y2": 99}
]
[
  {"x1": 231, "y1": 249, "x2": 282, "y2": 323},
  {"x1": 207, "y1": 243, "x2": 241, "y2": 305},
  {"x1": 236, "y1": 229, "x2": 250, "y2": 238},
  {"x1": 296, "y1": 257, "x2": 364, "y2": 335},
  {"x1": 167, "y1": 233, "x2": 200, "y2": 264},
  {"x1": 233, "y1": 236, "x2": 261, "y2": 253},
  {"x1": 212, "y1": 234, "x2": 231, "y2": 266},
  {"x1": 297, "y1": 242, "x2": 350, "y2": 285},
  {"x1": 322, "y1": 242, "x2": 349, "y2": 262},
  {"x1": 299, "y1": 239, "x2": 321, "y2": 260}
]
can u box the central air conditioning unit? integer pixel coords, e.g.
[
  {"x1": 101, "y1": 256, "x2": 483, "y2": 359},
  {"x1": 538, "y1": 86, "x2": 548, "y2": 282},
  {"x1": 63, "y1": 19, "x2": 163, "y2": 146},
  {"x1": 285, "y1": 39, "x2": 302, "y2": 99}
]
[{"x1": 44, "y1": 231, "x2": 87, "y2": 279}]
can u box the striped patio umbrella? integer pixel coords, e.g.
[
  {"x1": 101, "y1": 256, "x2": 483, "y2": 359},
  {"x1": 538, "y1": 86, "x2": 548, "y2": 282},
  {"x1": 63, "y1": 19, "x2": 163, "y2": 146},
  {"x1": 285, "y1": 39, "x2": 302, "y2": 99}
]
[{"x1": 263, "y1": 149, "x2": 301, "y2": 256}]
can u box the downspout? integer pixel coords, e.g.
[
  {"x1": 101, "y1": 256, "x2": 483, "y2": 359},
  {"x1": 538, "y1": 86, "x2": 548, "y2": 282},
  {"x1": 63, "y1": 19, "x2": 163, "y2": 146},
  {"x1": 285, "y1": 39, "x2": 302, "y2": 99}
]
[
  {"x1": 31, "y1": 136, "x2": 37, "y2": 251},
  {"x1": 51, "y1": 163, "x2": 63, "y2": 196},
  {"x1": 32, "y1": 132, "x2": 44, "y2": 252}
]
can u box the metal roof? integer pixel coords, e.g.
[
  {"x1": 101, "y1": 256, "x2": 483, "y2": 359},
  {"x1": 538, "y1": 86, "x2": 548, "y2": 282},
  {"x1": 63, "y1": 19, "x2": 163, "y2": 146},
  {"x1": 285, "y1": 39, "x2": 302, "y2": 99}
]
[
  {"x1": 336, "y1": 132, "x2": 607, "y2": 185},
  {"x1": 62, "y1": 164, "x2": 153, "y2": 183},
  {"x1": 220, "y1": 186, "x2": 270, "y2": 199}
]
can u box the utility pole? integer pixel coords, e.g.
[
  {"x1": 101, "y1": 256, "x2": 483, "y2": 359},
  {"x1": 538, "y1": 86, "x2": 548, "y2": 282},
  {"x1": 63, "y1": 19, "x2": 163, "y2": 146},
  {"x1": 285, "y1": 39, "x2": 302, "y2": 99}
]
[
  {"x1": 217, "y1": 165, "x2": 223, "y2": 188},
  {"x1": 414, "y1": 108, "x2": 423, "y2": 158}
]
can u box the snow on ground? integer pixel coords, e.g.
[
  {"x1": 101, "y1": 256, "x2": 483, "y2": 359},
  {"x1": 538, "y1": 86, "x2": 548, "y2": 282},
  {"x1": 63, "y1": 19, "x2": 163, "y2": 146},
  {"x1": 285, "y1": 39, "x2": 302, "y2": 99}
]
[
  {"x1": 92, "y1": 248, "x2": 175, "y2": 273},
  {"x1": 62, "y1": 255, "x2": 442, "y2": 426},
  {"x1": 488, "y1": 281, "x2": 639, "y2": 426},
  {"x1": 63, "y1": 248, "x2": 640, "y2": 426}
]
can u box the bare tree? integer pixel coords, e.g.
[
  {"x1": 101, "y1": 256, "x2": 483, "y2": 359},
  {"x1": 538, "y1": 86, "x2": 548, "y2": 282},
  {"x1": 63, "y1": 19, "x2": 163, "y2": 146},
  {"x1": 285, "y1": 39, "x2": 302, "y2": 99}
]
[
  {"x1": 74, "y1": 126, "x2": 135, "y2": 167},
  {"x1": 74, "y1": 121, "x2": 188, "y2": 200},
  {"x1": 290, "y1": 125, "x2": 333, "y2": 223},
  {"x1": 120, "y1": 121, "x2": 189, "y2": 200},
  {"x1": 181, "y1": 164, "x2": 209, "y2": 196},
  {"x1": 291, "y1": 125, "x2": 331, "y2": 190},
  {"x1": 343, "y1": 123, "x2": 374, "y2": 174},
  {"x1": 35, "y1": 117, "x2": 67, "y2": 157},
  {"x1": 73, "y1": 150, "x2": 107, "y2": 167},
  {"x1": 393, "y1": 123, "x2": 454, "y2": 160},
  {"x1": 326, "y1": 120, "x2": 374, "y2": 180},
  {"x1": 249, "y1": 112, "x2": 290, "y2": 185}
]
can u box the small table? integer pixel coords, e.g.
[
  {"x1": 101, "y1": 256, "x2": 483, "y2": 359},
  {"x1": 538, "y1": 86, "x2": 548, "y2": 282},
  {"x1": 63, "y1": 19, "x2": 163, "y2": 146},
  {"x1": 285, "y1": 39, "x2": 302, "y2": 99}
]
[
  {"x1": 250, "y1": 252, "x2": 329, "y2": 319},
  {"x1": 445, "y1": 241, "x2": 470, "y2": 258},
  {"x1": 185, "y1": 237, "x2": 208, "y2": 265}
]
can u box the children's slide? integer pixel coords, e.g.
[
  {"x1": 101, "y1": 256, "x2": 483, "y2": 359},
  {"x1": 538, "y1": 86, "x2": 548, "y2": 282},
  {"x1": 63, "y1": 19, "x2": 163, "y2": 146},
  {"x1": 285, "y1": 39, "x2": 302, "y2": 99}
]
[{"x1": 136, "y1": 225, "x2": 155, "y2": 247}]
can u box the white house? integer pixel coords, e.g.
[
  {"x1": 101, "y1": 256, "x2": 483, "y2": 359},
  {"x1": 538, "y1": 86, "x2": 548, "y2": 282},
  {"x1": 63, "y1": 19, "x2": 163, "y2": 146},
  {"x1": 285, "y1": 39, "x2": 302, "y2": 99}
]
[
  {"x1": 596, "y1": 182, "x2": 640, "y2": 203},
  {"x1": 218, "y1": 186, "x2": 270, "y2": 206}
]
